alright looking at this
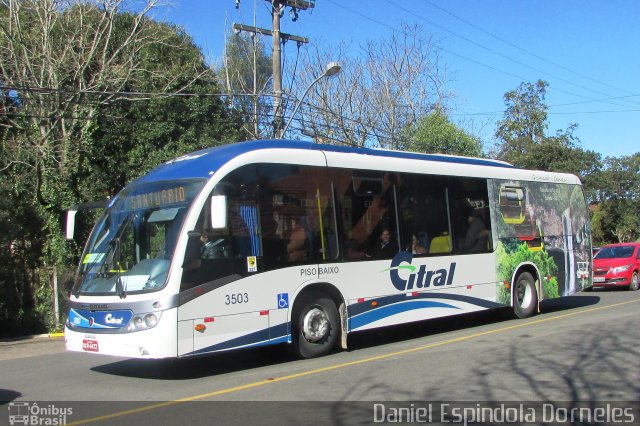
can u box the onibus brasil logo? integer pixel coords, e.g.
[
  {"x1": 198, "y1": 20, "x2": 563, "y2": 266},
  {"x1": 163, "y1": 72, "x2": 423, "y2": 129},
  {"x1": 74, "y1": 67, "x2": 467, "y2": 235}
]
[
  {"x1": 383, "y1": 251, "x2": 456, "y2": 291},
  {"x1": 8, "y1": 402, "x2": 73, "y2": 425}
]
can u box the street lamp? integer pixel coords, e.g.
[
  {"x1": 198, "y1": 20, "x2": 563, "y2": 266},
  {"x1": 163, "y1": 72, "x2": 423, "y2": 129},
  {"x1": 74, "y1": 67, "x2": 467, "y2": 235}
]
[{"x1": 281, "y1": 61, "x2": 341, "y2": 137}]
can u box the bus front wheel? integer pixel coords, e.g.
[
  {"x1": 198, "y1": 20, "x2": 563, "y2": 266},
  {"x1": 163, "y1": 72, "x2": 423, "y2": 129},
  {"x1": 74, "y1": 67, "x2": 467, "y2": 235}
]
[
  {"x1": 293, "y1": 296, "x2": 340, "y2": 359},
  {"x1": 513, "y1": 272, "x2": 538, "y2": 319}
]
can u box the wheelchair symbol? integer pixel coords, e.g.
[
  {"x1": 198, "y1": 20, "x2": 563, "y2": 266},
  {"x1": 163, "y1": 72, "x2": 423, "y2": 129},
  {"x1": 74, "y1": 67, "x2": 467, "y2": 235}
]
[{"x1": 277, "y1": 293, "x2": 288, "y2": 309}]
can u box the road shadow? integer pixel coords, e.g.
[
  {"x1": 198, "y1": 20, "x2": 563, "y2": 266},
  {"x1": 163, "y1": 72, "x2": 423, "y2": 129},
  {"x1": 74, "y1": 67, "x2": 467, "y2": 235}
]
[
  {"x1": 0, "y1": 389, "x2": 22, "y2": 405},
  {"x1": 588, "y1": 286, "x2": 632, "y2": 293},
  {"x1": 465, "y1": 318, "x2": 640, "y2": 409},
  {"x1": 91, "y1": 293, "x2": 600, "y2": 380},
  {"x1": 349, "y1": 292, "x2": 600, "y2": 351},
  {"x1": 539, "y1": 292, "x2": 600, "y2": 313},
  {"x1": 91, "y1": 344, "x2": 297, "y2": 380}
]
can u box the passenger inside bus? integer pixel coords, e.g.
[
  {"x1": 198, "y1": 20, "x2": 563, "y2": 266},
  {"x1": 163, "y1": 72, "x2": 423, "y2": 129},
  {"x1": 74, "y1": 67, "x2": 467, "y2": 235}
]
[
  {"x1": 463, "y1": 209, "x2": 489, "y2": 252},
  {"x1": 287, "y1": 216, "x2": 308, "y2": 262},
  {"x1": 409, "y1": 233, "x2": 427, "y2": 254},
  {"x1": 367, "y1": 227, "x2": 396, "y2": 259},
  {"x1": 261, "y1": 210, "x2": 286, "y2": 269},
  {"x1": 200, "y1": 230, "x2": 228, "y2": 259}
]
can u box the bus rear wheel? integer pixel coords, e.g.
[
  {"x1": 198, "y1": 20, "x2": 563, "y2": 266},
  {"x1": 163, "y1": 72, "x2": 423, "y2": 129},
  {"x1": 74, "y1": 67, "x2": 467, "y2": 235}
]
[
  {"x1": 513, "y1": 272, "x2": 538, "y2": 319},
  {"x1": 293, "y1": 296, "x2": 340, "y2": 359}
]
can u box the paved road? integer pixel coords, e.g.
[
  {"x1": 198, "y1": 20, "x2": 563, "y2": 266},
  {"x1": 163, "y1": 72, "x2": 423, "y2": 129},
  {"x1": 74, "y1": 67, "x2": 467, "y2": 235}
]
[{"x1": 1, "y1": 289, "x2": 638, "y2": 425}]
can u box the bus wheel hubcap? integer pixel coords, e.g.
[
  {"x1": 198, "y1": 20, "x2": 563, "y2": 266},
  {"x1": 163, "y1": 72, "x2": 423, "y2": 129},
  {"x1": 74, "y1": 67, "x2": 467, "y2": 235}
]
[
  {"x1": 517, "y1": 283, "x2": 532, "y2": 307},
  {"x1": 302, "y1": 308, "x2": 329, "y2": 342}
]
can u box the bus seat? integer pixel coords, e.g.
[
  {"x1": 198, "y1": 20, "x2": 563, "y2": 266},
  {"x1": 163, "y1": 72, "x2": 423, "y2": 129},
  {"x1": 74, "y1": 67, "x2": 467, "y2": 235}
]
[{"x1": 429, "y1": 233, "x2": 452, "y2": 254}]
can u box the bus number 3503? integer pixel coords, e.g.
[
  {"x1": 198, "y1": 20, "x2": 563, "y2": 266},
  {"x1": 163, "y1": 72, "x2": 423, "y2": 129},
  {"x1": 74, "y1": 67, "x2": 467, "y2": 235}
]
[{"x1": 225, "y1": 293, "x2": 249, "y2": 305}]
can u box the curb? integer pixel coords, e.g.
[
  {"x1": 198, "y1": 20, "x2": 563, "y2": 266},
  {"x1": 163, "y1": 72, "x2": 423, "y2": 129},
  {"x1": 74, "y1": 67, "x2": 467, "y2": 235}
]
[{"x1": 0, "y1": 333, "x2": 64, "y2": 344}]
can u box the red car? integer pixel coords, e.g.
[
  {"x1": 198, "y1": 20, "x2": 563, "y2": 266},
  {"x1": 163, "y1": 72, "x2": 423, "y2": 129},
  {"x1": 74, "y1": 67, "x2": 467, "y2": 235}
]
[{"x1": 592, "y1": 243, "x2": 640, "y2": 290}]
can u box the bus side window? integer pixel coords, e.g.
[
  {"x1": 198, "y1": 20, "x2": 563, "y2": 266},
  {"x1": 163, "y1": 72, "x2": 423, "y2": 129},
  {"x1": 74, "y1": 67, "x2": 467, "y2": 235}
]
[
  {"x1": 398, "y1": 174, "x2": 449, "y2": 255},
  {"x1": 336, "y1": 169, "x2": 400, "y2": 260},
  {"x1": 449, "y1": 177, "x2": 491, "y2": 254}
]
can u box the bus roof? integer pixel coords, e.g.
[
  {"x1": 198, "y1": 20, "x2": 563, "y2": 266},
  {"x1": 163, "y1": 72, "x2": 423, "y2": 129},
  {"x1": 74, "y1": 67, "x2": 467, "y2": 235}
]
[{"x1": 134, "y1": 139, "x2": 515, "y2": 184}]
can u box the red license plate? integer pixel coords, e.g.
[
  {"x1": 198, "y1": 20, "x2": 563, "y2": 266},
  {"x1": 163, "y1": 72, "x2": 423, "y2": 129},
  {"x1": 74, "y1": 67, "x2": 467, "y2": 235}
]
[{"x1": 82, "y1": 339, "x2": 99, "y2": 352}]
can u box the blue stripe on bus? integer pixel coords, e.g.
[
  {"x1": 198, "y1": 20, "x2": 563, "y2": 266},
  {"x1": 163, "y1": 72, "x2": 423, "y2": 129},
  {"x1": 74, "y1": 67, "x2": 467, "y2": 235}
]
[
  {"x1": 348, "y1": 292, "x2": 504, "y2": 317},
  {"x1": 186, "y1": 292, "x2": 504, "y2": 355},
  {"x1": 189, "y1": 321, "x2": 289, "y2": 355},
  {"x1": 134, "y1": 140, "x2": 514, "y2": 184},
  {"x1": 350, "y1": 300, "x2": 459, "y2": 330}
]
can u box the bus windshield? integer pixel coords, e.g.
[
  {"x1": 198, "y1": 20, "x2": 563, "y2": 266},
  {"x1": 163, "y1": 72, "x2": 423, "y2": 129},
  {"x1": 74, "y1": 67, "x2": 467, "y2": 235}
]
[{"x1": 73, "y1": 180, "x2": 205, "y2": 296}]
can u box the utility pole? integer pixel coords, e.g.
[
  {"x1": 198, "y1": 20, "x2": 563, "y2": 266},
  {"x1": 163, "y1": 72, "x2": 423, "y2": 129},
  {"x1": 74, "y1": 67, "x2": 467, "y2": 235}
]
[
  {"x1": 232, "y1": 1, "x2": 314, "y2": 137},
  {"x1": 271, "y1": 2, "x2": 283, "y2": 136}
]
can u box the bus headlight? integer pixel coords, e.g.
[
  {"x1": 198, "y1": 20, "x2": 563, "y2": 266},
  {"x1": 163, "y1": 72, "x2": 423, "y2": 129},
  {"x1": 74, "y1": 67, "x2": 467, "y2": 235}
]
[
  {"x1": 127, "y1": 312, "x2": 162, "y2": 332},
  {"x1": 144, "y1": 314, "x2": 158, "y2": 328}
]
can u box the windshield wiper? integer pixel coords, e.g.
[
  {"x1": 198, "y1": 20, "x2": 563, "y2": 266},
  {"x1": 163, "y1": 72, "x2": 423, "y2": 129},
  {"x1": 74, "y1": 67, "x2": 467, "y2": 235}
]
[
  {"x1": 99, "y1": 214, "x2": 133, "y2": 298},
  {"x1": 115, "y1": 271, "x2": 126, "y2": 299}
]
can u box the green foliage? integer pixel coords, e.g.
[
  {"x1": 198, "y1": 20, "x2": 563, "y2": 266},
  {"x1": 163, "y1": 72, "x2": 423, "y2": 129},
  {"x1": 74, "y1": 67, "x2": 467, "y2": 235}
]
[
  {"x1": 495, "y1": 241, "x2": 559, "y2": 305},
  {"x1": 589, "y1": 154, "x2": 640, "y2": 244},
  {"x1": 402, "y1": 108, "x2": 483, "y2": 157},
  {"x1": 0, "y1": 3, "x2": 242, "y2": 336},
  {"x1": 510, "y1": 125, "x2": 601, "y2": 176},
  {"x1": 219, "y1": 32, "x2": 273, "y2": 139},
  {"x1": 591, "y1": 200, "x2": 640, "y2": 245},
  {"x1": 494, "y1": 80, "x2": 549, "y2": 162},
  {"x1": 491, "y1": 80, "x2": 636, "y2": 248},
  {"x1": 492, "y1": 80, "x2": 603, "y2": 181}
]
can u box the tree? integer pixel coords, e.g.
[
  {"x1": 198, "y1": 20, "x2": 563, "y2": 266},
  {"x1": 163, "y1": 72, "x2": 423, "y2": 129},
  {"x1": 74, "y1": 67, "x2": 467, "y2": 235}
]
[
  {"x1": 0, "y1": 0, "x2": 208, "y2": 256},
  {"x1": 288, "y1": 23, "x2": 451, "y2": 148},
  {"x1": 0, "y1": 0, "x2": 240, "y2": 335},
  {"x1": 219, "y1": 31, "x2": 272, "y2": 139},
  {"x1": 401, "y1": 107, "x2": 483, "y2": 157},
  {"x1": 591, "y1": 200, "x2": 640, "y2": 245},
  {"x1": 590, "y1": 154, "x2": 640, "y2": 244},
  {"x1": 494, "y1": 80, "x2": 549, "y2": 164},
  {"x1": 492, "y1": 81, "x2": 603, "y2": 183},
  {"x1": 88, "y1": 23, "x2": 242, "y2": 200},
  {"x1": 505, "y1": 124, "x2": 602, "y2": 189}
]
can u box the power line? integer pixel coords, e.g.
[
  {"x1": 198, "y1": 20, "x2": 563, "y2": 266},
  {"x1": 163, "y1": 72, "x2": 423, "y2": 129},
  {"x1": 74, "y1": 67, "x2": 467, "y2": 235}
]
[
  {"x1": 381, "y1": 0, "x2": 636, "y2": 109},
  {"x1": 328, "y1": 0, "x2": 636, "y2": 110},
  {"x1": 419, "y1": 0, "x2": 636, "y2": 98},
  {"x1": 5, "y1": 82, "x2": 640, "y2": 147},
  {"x1": 448, "y1": 108, "x2": 640, "y2": 118},
  {"x1": 448, "y1": 92, "x2": 640, "y2": 117}
]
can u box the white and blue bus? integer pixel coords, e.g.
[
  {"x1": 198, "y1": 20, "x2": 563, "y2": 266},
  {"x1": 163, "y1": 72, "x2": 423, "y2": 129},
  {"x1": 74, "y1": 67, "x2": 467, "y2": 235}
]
[{"x1": 65, "y1": 140, "x2": 592, "y2": 359}]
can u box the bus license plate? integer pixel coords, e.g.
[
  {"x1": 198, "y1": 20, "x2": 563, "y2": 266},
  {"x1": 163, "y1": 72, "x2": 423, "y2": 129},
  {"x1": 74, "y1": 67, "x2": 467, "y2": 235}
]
[
  {"x1": 593, "y1": 277, "x2": 605, "y2": 283},
  {"x1": 82, "y1": 339, "x2": 99, "y2": 352}
]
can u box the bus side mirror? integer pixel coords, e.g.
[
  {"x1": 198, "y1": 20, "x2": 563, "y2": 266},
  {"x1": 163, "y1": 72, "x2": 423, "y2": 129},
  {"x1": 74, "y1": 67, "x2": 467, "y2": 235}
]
[
  {"x1": 210, "y1": 195, "x2": 227, "y2": 229},
  {"x1": 66, "y1": 209, "x2": 78, "y2": 239}
]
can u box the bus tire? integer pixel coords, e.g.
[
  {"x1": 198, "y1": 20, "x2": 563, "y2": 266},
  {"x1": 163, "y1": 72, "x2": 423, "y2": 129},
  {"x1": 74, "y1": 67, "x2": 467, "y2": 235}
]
[
  {"x1": 512, "y1": 272, "x2": 538, "y2": 319},
  {"x1": 629, "y1": 272, "x2": 639, "y2": 291},
  {"x1": 293, "y1": 296, "x2": 340, "y2": 359}
]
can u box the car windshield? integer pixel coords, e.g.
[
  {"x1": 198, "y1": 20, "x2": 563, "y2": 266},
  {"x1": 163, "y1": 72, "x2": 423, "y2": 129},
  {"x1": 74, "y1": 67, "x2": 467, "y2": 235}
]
[
  {"x1": 73, "y1": 179, "x2": 205, "y2": 296},
  {"x1": 594, "y1": 246, "x2": 634, "y2": 259}
]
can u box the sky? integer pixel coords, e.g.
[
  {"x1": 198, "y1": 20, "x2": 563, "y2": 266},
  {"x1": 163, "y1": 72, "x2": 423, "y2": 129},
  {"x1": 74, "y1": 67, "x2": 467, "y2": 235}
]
[{"x1": 154, "y1": 0, "x2": 640, "y2": 158}]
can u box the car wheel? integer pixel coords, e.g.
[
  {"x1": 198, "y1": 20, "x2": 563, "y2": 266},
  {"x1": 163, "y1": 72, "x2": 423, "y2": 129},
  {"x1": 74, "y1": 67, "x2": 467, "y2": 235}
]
[{"x1": 629, "y1": 272, "x2": 639, "y2": 291}]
